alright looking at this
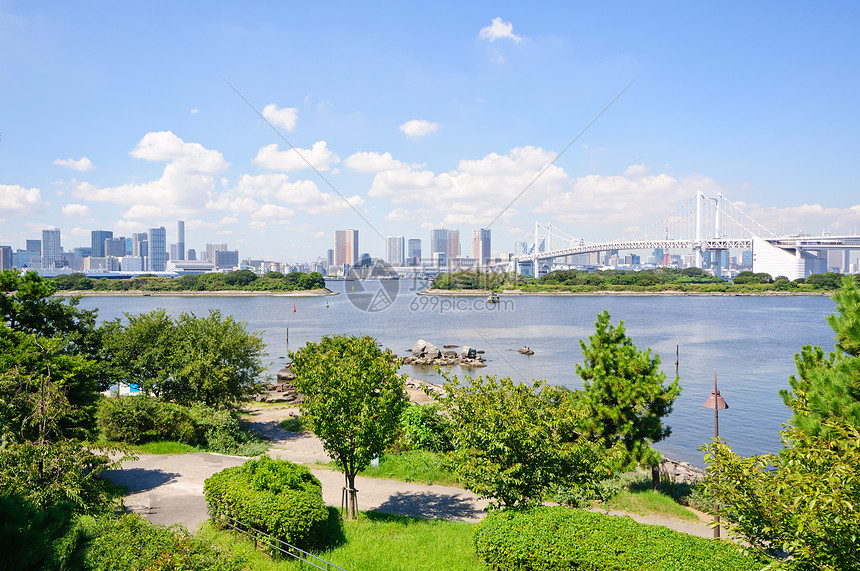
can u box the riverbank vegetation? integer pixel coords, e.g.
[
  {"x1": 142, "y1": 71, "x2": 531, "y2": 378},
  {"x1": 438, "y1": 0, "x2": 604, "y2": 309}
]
[
  {"x1": 48, "y1": 269, "x2": 326, "y2": 293},
  {"x1": 431, "y1": 268, "x2": 852, "y2": 293}
]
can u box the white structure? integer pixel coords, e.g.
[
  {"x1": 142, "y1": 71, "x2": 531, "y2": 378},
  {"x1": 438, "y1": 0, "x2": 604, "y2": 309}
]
[
  {"x1": 386, "y1": 236, "x2": 405, "y2": 265},
  {"x1": 120, "y1": 256, "x2": 144, "y2": 271},
  {"x1": 166, "y1": 260, "x2": 215, "y2": 274},
  {"x1": 752, "y1": 237, "x2": 826, "y2": 281}
]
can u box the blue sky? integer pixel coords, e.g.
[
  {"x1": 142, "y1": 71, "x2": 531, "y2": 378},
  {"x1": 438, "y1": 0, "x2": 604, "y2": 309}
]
[{"x1": 1, "y1": 1, "x2": 859, "y2": 262}]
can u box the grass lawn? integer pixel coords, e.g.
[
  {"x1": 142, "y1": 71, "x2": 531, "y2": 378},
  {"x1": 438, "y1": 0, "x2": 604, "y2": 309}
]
[
  {"x1": 601, "y1": 490, "x2": 700, "y2": 522},
  {"x1": 320, "y1": 450, "x2": 461, "y2": 487},
  {"x1": 199, "y1": 511, "x2": 484, "y2": 571}
]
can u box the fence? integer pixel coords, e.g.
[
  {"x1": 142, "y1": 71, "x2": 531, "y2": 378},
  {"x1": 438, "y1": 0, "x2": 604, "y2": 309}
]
[{"x1": 211, "y1": 513, "x2": 348, "y2": 571}]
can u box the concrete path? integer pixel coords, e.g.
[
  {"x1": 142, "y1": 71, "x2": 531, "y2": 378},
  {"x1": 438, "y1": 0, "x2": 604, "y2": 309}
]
[{"x1": 101, "y1": 404, "x2": 714, "y2": 539}]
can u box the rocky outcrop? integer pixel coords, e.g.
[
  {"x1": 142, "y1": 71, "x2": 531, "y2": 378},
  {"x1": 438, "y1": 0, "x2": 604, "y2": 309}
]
[
  {"x1": 658, "y1": 458, "x2": 706, "y2": 485},
  {"x1": 402, "y1": 339, "x2": 487, "y2": 368},
  {"x1": 517, "y1": 347, "x2": 534, "y2": 355}
]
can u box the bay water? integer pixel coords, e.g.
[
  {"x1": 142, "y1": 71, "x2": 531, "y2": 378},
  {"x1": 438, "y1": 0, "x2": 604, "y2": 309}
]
[{"x1": 78, "y1": 280, "x2": 837, "y2": 467}]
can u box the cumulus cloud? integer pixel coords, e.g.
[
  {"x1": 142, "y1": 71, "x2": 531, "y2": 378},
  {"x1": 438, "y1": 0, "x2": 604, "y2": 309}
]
[
  {"x1": 624, "y1": 163, "x2": 650, "y2": 177},
  {"x1": 219, "y1": 173, "x2": 364, "y2": 219},
  {"x1": 479, "y1": 17, "x2": 522, "y2": 43},
  {"x1": 344, "y1": 151, "x2": 414, "y2": 173},
  {"x1": 366, "y1": 146, "x2": 568, "y2": 226},
  {"x1": 0, "y1": 184, "x2": 50, "y2": 214},
  {"x1": 53, "y1": 157, "x2": 95, "y2": 171},
  {"x1": 740, "y1": 202, "x2": 860, "y2": 236},
  {"x1": 399, "y1": 119, "x2": 439, "y2": 138},
  {"x1": 262, "y1": 104, "x2": 298, "y2": 131},
  {"x1": 73, "y1": 131, "x2": 228, "y2": 220},
  {"x1": 384, "y1": 207, "x2": 434, "y2": 222},
  {"x1": 61, "y1": 203, "x2": 91, "y2": 217},
  {"x1": 253, "y1": 141, "x2": 340, "y2": 172}
]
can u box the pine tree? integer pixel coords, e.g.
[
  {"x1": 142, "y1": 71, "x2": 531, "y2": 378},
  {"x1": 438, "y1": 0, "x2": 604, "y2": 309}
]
[
  {"x1": 780, "y1": 275, "x2": 860, "y2": 436},
  {"x1": 575, "y1": 310, "x2": 681, "y2": 467}
]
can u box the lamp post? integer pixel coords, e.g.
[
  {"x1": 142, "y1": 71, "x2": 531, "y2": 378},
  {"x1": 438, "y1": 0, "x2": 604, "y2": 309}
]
[{"x1": 703, "y1": 373, "x2": 728, "y2": 539}]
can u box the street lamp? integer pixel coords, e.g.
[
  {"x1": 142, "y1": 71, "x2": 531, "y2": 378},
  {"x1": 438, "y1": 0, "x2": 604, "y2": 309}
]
[{"x1": 703, "y1": 373, "x2": 728, "y2": 539}]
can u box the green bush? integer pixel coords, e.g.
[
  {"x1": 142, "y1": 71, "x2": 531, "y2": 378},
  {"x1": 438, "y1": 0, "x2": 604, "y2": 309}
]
[
  {"x1": 97, "y1": 397, "x2": 266, "y2": 455},
  {"x1": 474, "y1": 506, "x2": 767, "y2": 571},
  {"x1": 399, "y1": 403, "x2": 452, "y2": 452},
  {"x1": 204, "y1": 456, "x2": 328, "y2": 550},
  {"x1": 81, "y1": 513, "x2": 245, "y2": 570}
]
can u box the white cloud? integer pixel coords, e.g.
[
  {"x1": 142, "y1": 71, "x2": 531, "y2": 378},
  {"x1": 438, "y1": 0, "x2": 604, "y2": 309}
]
[
  {"x1": 479, "y1": 17, "x2": 522, "y2": 43},
  {"x1": 227, "y1": 173, "x2": 363, "y2": 216},
  {"x1": 624, "y1": 163, "x2": 650, "y2": 177},
  {"x1": 61, "y1": 203, "x2": 91, "y2": 217},
  {"x1": 53, "y1": 157, "x2": 95, "y2": 171},
  {"x1": 73, "y1": 131, "x2": 228, "y2": 221},
  {"x1": 366, "y1": 146, "x2": 568, "y2": 225},
  {"x1": 191, "y1": 108, "x2": 199, "y2": 114},
  {"x1": 253, "y1": 141, "x2": 340, "y2": 172},
  {"x1": 0, "y1": 184, "x2": 50, "y2": 214},
  {"x1": 399, "y1": 119, "x2": 439, "y2": 138},
  {"x1": 262, "y1": 104, "x2": 298, "y2": 131},
  {"x1": 741, "y1": 202, "x2": 860, "y2": 236},
  {"x1": 344, "y1": 151, "x2": 413, "y2": 173},
  {"x1": 384, "y1": 207, "x2": 434, "y2": 222}
]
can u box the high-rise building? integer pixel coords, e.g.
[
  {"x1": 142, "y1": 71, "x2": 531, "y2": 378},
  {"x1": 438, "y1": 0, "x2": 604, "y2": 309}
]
[
  {"x1": 214, "y1": 249, "x2": 239, "y2": 270},
  {"x1": 205, "y1": 243, "x2": 227, "y2": 262},
  {"x1": 187, "y1": 248, "x2": 197, "y2": 261},
  {"x1": 148, "y1": 227, "x2": 167, "y2": 272},
  {"x1": 25, "y1": 239, "x2": 41, "y2": 254},
  {"x1": 0, "y1": 246, "x2": 12, "y2": 270},
  {"x1": 176, "y1": 220, "x2": 186, "y2": 261},
  {"x1": 472, "y1": 228, "x2": 491, "y2": 265},
  {"x1": 91, "y1": 230, "x2": 112, "y2": 258},
  {"x1": 407, "y1": 239, "x2": 421, "y2": 266},
  {"x1": 334, "y1": 229, "x2": 359, "y2": 266},
  {"x1": 431, "y1": 228, "x2": 449, "y2": 264},
  {"x1": 386, "y1": 236, "x2": 405, "y2": 266},
  {"x1": 327, "y1": 249, "x2": 334, "y2": 268},
  {"x1": 104, "y1": 237, "x2": 127, "y2": 258},
  {"x1": 448, "y1": 230, "x2": 460, "y2": 259},
  {"x1": 41, "y1": 229, "x2": 62, "y2": 269}
]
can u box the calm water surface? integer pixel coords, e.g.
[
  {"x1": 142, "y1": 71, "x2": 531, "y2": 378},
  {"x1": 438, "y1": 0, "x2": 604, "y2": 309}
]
[{"x1": 79, "y1": 281, "x2": 837, "y2": 467}]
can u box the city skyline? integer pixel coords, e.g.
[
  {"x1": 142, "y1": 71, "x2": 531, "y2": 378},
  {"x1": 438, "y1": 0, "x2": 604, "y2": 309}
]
[{"x1": 1, "y1": 3, "x2": 859, "y2": 263}]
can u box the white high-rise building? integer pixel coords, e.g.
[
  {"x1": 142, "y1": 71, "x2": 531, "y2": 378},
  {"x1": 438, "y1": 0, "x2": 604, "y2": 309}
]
[
  {"x1": 386, "y1": 236, "x2": 405, "y2": 266},
  {"x1": 431, "y1": 228, "x2": 449, "y2": 266},
  {"x1": 41, "y1": 228, "x2": 62, "y2": 269}
]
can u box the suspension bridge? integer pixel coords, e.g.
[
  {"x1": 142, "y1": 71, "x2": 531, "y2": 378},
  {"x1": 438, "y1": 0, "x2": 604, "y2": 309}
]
[{"x1": 513, "y1": 192, "x2": 860, "y2": 280}]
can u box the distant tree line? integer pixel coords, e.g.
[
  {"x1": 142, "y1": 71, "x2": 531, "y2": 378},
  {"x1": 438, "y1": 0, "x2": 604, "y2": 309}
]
[
  {"x1": 48, "y1": 269, "x2": 326, "y2": 292},
  {"x1": 431, "y1": 268, "x2": 854, "y2": 292}
]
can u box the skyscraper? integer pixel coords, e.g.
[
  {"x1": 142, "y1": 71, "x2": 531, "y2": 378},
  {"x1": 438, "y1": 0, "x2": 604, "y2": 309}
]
[
  {"x1": 334, "y1": 229, "x2": 359, "y2": 266},
  {"x1": 41, "y1": 229, "x2": 62, "y2": 269},
  {"x1": 176, "y1": 220, "x2": 186, "y2": 260},
  {"x1": 407, "y1": 239, "x2": 421, "y2": 266},
  {"x1": 205, "y1": 243, "x2": 227, "y2": 263},
  {"x1": 91, "y1": 230, "x2": 113, "y2": 258},
  {"x1": 386, "y1": 236, "x2": 405, "y2": 266},
  {"x1": 431, "y1": 228, "x2": 449, "y2": 261},
  {"x1": 472, "y1": 228, "x2": 491, "y2": 265},
  {"x1": 0, "y1": 245, "x2": 12, "y2": 270},
  {"x1": 104, "y1": 237, "x2": 127, "y2": 257},
  {"x1": 448, "y1": 230, "x2": 460, "y2": 259},
  {"x1": 148, "y1": 227, "x2": 167, "y2": 272}
]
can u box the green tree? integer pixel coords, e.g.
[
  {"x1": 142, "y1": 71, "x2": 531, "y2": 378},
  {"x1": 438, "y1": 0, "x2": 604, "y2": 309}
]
[
  {"x1": 702, "y1": 420, "x2": 860, "y2": 569},
  {"x1": 434, "y1": 374, "x2": 614, "y2": 509},
  {"x1": 290, "y1": 335, "x2": 407, "y2": 518},
  {"x1": 574, "y1": 310, "x2": 681, "y2": 467},
  {"x1": 779, "y1": 276, "x2": 860, "y2": 436}
]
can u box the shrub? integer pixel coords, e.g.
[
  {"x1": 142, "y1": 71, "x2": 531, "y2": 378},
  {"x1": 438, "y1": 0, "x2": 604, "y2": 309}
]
[
  {"x1": 474, "y1": 506, "x2": 767, "y2": 571},
  {"x1": 81, "y1": 513, "x2": 245, "y2": 570},
  {"x1": 189, "y1": 403, "x2": 267, "y2": 456},
  {"x1": 399, "y1": 403, "x2": 452, "y2": 452},
  {"x1": 97, "y1": 396, "x2": 194, "y2": 444},
  {"x1": 204, "y1": 456, "x2": 328, "y2": 550}
]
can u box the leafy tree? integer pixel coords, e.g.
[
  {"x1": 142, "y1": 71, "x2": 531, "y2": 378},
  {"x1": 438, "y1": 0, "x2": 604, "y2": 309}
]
[
  {"x1": 779, "y1": 276, "x2": 860, "y2": 436},
  {"x1": 100, "y1": 309, "x2": 177, "y2": 397},
  {"x1": 433, "y1": 373, "x2": 614, "y2": 509},
  {"x1": 805, "y1": 272, "x2": 844, "y2": 291},
  {"x1": 224, "y1": 269, "x2": 258, "y2": 286},
  {"x1": 574, "y1": 310, "x2": 681, "y2": 468},
  {"x1": 290, "y1": 334, "x2": 407, "y2": 518},
  {"x1": 702, "y1": 420, "x2": 860, "y2": 569}
]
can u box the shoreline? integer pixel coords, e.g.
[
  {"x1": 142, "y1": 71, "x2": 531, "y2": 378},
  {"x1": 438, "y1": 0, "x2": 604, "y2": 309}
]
[
  {"x1": 52, "y1": 287, "x2": 338, "y2": 298},
  {"x1": 419, "y1": 288, "x2": 833, "y2": 297}
]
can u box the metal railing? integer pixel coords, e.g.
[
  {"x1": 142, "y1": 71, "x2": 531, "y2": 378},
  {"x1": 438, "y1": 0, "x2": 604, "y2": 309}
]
[{"x1": 211, "y1": 513, "x2": 348, "y2": 571}]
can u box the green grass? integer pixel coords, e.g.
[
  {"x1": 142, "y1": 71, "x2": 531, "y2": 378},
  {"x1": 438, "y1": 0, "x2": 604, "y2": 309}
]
[
  {"x1": 352, "y1": 450, "x2": 460, "y2": 487},
  {"x1": 95, "y1": 439, "x2": 200, "y2": 455},
  {"x1": 278, "y1": 416, "x2": 307, "y2": 433},
  {"x1": 601, "y1": 489, "x2": 700, "y2": 522},
  {"x1": 199, "y1": 511, "x2": 483, "y2": 571}
]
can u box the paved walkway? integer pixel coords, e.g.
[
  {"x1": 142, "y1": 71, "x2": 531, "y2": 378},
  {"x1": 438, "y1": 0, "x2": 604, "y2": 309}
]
[{"x1": 101, "y1": 404, "x2": 714, "y2": 538}]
